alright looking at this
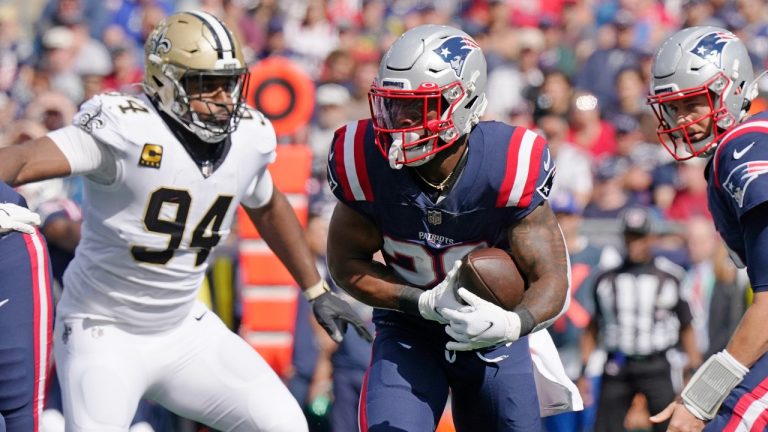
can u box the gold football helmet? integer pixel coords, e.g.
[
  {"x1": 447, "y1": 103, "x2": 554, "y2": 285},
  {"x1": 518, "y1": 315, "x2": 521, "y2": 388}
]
[{"x1": 144, "y1": 11, "x2": 249, "y2": 143}]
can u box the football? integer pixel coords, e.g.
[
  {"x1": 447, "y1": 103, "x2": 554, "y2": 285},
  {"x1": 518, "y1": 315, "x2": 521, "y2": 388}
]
[{"x1": 456, "y1": 247, "x2": 526, "y2": 311}]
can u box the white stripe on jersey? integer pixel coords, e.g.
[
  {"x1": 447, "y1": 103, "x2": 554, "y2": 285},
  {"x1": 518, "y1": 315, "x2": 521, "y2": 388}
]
[
  {"x1": 187, "y1": 11, "x2": 233, "y2": 60},
  {"x1": 343, "y1": 122, "x2": 367, "y2": 201},
  {"x1": 506, "y1": 129, "x2": 537, "y2": 207},
  {"x1": 720, "y1": 120, "x2": 768, "y2": 144},
  {"x1": 735, "y1": 391, "x2": 768, "y2": 431}
]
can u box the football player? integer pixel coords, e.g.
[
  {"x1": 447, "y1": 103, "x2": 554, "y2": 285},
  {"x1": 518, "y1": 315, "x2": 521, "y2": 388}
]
[
  {"x1": 326, "y1": 24, "x2": 572, "y2": 431},
  {"x1": 646, "y1": 26, "x2": 768, "y2": 431},
  {"x1": 0, "y1": 11, "x2": 370, "y2": 432},
  {"x1": 0, "y1": 182, "x2": 52, "y2": 432}
]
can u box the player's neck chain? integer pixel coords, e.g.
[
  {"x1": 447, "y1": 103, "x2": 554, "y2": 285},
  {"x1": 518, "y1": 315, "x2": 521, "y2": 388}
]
[
  {"x1": 414, "y1": 165, "x2": 456, "y2": 191},
  {"x1": 414, "y1": 140, "x2": 469, "y2": 191}
]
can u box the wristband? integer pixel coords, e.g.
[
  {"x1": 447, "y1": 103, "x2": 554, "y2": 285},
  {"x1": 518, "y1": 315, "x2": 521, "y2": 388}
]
[
  {"x1": 681, "y1": 349, "x2": 747, "y2": 420},
  {"x1": 303, "y1": 280, "x2": 330, "y2": 301},
  {"x1": 398, "y1": 286, "x2": 422, "y2": 317},
  {"x1": 513, "y1": 306, "x2": 536, "y2": 337}
]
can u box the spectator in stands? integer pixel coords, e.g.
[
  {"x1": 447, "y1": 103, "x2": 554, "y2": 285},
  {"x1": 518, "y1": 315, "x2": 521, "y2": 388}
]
[
  {"x1": 308, "y1": 83, "x2": 351, "y2": 178},
  {"x1": 485, "y1": 27, "x2": 544, "y2": 121},
  {"x1": 538, "y1": 13, "x2": 578, "y2": 78},
  {"x1": 103, "y1": 43, "x2": 143, "y2": 94},
  {"x1": 532, "y1": 68, "x2": 573, "y2": 124},
  {"x1": 318, "y1": 49, "x2": 355, "y2": 91},
  {"x1": 612, "y1": 114, "x2": 659, "y2": 207},
  {"x1": 666, "y1": 158, "x2": 711, "y2": 222},
  {"x1": 283, "y1": 0, "x2": 339, "y2": 79},
  {"x1": 607, "y1": 67, "x2": 649, "y2": 123},
  {"x1": 576, "y1": 9, "x2": 642, "y2": 112},
  {"x1": 583, "y1": 157, "x2": 636, "y2": 219},
  {"x1": 567, "y1": 91, "x2": 618, "y2": 160},
  {"x1": 36, "y1": 26, "x2": 83, "y2": 103},
  {"x1": 537, "y1": 114, "x2": 593, "y2": 208}
]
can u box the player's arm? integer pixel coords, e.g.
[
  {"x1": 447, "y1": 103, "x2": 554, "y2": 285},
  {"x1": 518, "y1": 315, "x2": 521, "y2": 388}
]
[
  {"x1": 243, "y1": 186, "x2": 323, "y2": 290},
  {"x1": 327, "y1": 201, "x2": 464, "y2": 322},
  {"x1": 653, "y1": 203, "x2": 768, "y2": 429},
  {"x1": 326, "y1": 201, "x2": 403, "y2": 310},
  {"x1": 243, "y1": 186, "x2": 371, "y2": 343},
  {"x1": 0, "y1": 136, "x2": 71, "y2": 186},
  {"x1": 506, "y1": 201, "x2": 570, "y2": 332},
  {"x1": 441, "y1": 202, "x2": 569, "y2": 351}
]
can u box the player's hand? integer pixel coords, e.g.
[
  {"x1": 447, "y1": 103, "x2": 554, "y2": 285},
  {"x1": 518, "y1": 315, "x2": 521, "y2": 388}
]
[
  {"x1": 650, "y1": 401, "x2": 706, "y2": 432},
  {"x1": 417, "y1": 260, "x2": 463, "y2": 323},
  {"x1": 311, "y1": 291, "x2": 373, "y2": 344},
  {"x1": 0, "y1": 203, "x2": 41, "y2": 235},
  {"x1": 441, "y1": 287, "x2": 521, "y2": 351}
]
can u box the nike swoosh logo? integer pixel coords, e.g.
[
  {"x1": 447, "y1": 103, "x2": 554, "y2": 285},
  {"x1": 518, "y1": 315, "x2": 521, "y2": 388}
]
[
  {"x1": 733, "y1": 142, "x2": 755, "y2": 160},
  {"x1": 0, "y1": 299, "x2": 7, "y2": 308},
  {"x1": 398, "y1": 341, "x2": 412, "y2": 349},
  {"x1": 194, "y1": 311, "x2": 207, "y2": 321},
  {"x1": 468, "y1": 321, "x2": 494, "y2": 339}
]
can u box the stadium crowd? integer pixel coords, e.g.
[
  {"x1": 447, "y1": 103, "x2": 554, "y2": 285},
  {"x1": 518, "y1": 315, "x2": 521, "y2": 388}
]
[{"x1": 0, "y1": 0, "x2": 763, "y2": 431}]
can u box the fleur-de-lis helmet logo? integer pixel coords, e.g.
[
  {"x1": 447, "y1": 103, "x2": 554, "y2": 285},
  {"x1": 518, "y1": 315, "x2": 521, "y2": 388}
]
[{"x1": 149, "y1": 26, "x2": 171, "y2": 56}]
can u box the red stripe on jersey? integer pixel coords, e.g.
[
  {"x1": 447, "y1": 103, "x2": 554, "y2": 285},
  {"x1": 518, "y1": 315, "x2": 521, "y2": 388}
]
[
  {"x1": 24, "y1": 229, "x2": 52, "y2": 432},
  {"x1": 358, "y1": 365, "x2": 371, "y2": 431},
  {"x1": 713, "y1": 121, "x2": 768, "y2": 188},
  {"x1": 723, "y1": 376, "x2": 768, "y2": 431},
  {"x1": 332, "y1": 124, "x2": 355, "y2": 201},
  {"x1": 353, "y1": 119, "x2": 374, "y2": 201},
  {"x1": 518, "y1": 133, "x2": 546, "y2": 208},
  {"x1": 496, "y1": 127, "x2": 527, "y2": 207}
]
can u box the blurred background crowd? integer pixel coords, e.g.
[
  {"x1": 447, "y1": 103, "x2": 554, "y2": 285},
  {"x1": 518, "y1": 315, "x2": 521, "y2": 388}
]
[{"x1": 1, "y1": 0, "x2": 764, "y2": 431}]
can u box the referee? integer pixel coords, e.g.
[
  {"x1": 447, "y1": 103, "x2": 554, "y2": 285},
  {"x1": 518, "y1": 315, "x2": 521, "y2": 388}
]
[{"x1": 579, "y1": 207, "x2": 701, "y2": 432}]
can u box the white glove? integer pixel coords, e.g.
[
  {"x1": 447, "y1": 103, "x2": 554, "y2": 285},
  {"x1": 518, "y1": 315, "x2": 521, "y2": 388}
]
[
  {"x1": 417, "y1": 260, "x2": 464, "y2": 324},
  {"x1": 0, "y1": 203, "x2": 41, "y2": 235},
  {"x1": 441, "y1": 287, "x2": 522, "y2": 351}
]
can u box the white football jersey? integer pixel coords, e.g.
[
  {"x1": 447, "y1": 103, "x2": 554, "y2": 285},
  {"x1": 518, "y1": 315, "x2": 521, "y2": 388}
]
[{"x1": 51, "y1": 93, "x2": 276, "y2": 331}]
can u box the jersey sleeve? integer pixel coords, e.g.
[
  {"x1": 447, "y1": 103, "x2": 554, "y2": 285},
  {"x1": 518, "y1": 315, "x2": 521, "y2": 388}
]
[
  {"x1": 71, "y1": 93, "x2": 132, "y2": 151},
  {"x1": 0, "y1": 181, "x2": 25, "y2": 206},
  {"x1": 493, "y1": 126, "x2": 555, "y2": 218},
  {"x1": 326, "y1": 120, "x2": 376, "y2": 217},
  {"x1": 714, "y1": 125, "x2": 768, "y2": 218}
]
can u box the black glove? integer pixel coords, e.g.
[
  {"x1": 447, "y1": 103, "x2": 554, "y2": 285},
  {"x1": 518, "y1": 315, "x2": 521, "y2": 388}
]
[{"x1": 311, "y1": 291, "x2": 373, "y2": 343}]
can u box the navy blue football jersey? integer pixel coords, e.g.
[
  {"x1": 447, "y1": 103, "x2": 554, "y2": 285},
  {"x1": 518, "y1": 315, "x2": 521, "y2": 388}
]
[
  {"x1": 709, "y1": 112, "x2": 768, "y2": 270},
  {"x1": 327, "y1": 119, "x2": 555, "y2": 289}
]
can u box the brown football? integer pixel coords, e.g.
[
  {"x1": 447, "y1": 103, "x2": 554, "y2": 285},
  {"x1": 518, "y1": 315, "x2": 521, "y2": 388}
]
[{"x1": 456, "y1": 247, "x2": 526, "y2": 311}]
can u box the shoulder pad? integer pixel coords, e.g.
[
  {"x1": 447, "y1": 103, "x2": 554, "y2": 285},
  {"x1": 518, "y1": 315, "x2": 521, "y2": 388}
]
[
  {"x1": 493, "y1": 125, "x2": 552, "y2": 208},
  {"x1": 232, "y1": 108, "x2": 277, "y2": 155},
  {"x1": 713, "y1": 118, "x2": 768, "y2": 188},
  {"x1": 72, "y1": 93, "x2": 152, "y2": 149},
  {"x1": 327, "y1": 119, "x2": 376, "y2": 203}
]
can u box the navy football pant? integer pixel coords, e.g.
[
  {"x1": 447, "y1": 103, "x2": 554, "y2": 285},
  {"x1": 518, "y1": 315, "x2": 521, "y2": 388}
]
[
  {"x1": 0, "y1": 229, "x2": 53, "y2": 432},
  {"x1": 360, "y1": 321, "x2": 539, "y2": 432}
]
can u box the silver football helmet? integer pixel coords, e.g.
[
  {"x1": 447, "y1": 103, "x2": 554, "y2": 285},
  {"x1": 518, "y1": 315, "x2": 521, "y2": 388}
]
[
  {"x1": 144, "y1": 11, "x2": 250, "y2": 143},
  {"x1": 369, "y1": 24, "x2": 488, "y2": 169},
  {"x1": 647, "y1": 26, "x2": 756, "y2": 160}
]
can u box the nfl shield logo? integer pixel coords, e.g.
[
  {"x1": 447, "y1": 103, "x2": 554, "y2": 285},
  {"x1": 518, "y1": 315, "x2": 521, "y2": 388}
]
[{"x1": 427, "y1": 210, "x2": 442, "y2": 225}]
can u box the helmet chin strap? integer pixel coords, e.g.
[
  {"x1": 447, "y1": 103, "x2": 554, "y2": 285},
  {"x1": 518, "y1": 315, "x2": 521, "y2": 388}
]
[{"x1": 388, "y1": 132, "x2": 434, "y2": 169}]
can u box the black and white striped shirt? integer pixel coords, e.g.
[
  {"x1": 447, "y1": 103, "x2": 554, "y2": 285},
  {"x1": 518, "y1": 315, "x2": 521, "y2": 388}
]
[{"x1": 592, "y1": 257, "x2": 693, "y2": 356}]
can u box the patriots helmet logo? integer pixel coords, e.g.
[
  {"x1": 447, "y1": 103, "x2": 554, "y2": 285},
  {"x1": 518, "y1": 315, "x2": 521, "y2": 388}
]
[
  {"x1": 689, "y1": 31, "x2": 736, "y2": 68},
  {"x1": 722, "y1": 160, "x2": 768, "y2": 208},
  {"x1": 433, "y1": 36, "x2": 480, "y2": 78}
]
